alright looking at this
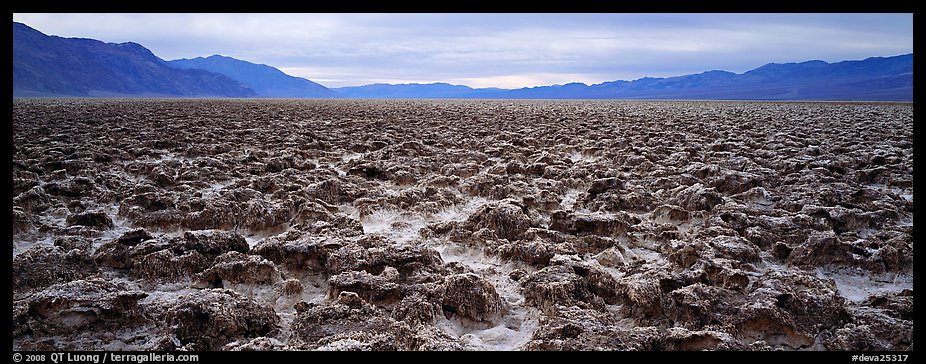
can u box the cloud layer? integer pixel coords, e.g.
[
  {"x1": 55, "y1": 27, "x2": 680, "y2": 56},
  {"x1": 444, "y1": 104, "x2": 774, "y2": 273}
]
[{"x1": 12, "y1": 13, "x2": 913, "y2": 88}]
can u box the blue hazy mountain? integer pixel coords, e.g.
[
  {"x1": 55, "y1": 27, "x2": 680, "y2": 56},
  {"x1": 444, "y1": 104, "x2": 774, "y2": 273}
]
[
  {"x1": 166, "y1": 55, "x2": 337, "y2": 98},
  {"x1": 332, "y1": 54, "x2": 912, "y2": 101},
  {"x1": 334, "y1": 82, "x2": 505, "y2": 98},
  {"x1": 12, "y1": 22, "x2": 255, "y2": 97},
  {"x1": 334, "y1": 82, "x2": 491, "y2": 98},
  {"x1": 12, "y1": 20, "x2": 911, "y2": 101}
]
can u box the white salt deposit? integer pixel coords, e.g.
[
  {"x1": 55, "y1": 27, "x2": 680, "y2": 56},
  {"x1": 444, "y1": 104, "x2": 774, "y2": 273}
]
[
  {"x1": 12, "y1": 236, "x2": 55, "y2": 258},
  {"x1": 358, "y1": 196, "x2": 489, "y2": 244},
  {"x1": 568, "y1": 151, "x2": 598, "y2": 164},
  {"x1": 200, "y1": 181, "x2": 232, "y2": 198},
  {"x1": 560, "y1": 189, "x2": 580, "y2": 211},
  {"x1": 816, "y1": 267, "x2": 913, "y2": 303},
  {"x1": 432, "y1": 242, "x2": 540, "y2": 351},
  {"x1": 360, "y1": 209, "x2": 427, "y2": 244}
]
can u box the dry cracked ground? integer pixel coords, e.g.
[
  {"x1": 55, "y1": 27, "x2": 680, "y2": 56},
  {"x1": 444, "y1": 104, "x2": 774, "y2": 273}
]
[{"x1": 12, "y1": 99, "x2": 913, "y2": 351}]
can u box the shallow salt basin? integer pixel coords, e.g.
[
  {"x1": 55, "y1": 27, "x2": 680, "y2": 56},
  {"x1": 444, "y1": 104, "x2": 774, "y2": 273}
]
[
  {"x1": 357, "y1": 195, "x2": 489, "y2": 243},
  {"x1": 353, "y1": 187, "x2": 541, "y2": 350},
  {"x1": 359, "y1": 209, "x2": 425, "y2": 243},
  {"x1": 816, "y1": 267, "x2": 913, "y2": 303},
  {"x1": 12, "y1": 236, "x2": 55, "y2": 258},
  {"x1": 241, "y1": 226, "x2": 289, "y2": 248},
  {"x1": 13, "y1": 203, "x2": 133, "y2": 258},
  {"x1": 432, "y1": 242, "x2": 540, "y2": 351}
]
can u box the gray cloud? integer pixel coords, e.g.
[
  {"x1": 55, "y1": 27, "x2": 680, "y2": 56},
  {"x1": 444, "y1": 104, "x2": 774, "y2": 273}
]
[{"x1": 12, "y1": 13, "x2": 913, "y2": 88}]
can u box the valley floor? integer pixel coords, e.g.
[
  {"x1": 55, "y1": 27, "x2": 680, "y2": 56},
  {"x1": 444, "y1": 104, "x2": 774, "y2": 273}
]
[{"x1": 12, "y1": 99, "x2": 913, "y2": 350}]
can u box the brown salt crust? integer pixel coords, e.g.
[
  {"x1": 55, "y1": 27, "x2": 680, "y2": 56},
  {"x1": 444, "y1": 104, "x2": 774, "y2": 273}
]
[
  {"x1": 13, "y1": 246, "x2": 101, "y2": 298},
  {"x1": 12, "y1": 99, "x2": 913, "y2": 351},
  {"x1": 160, "y1": 289, "x2": 280, "y2": 350},
  {"x1": 18, "y1": 278, "x2": 148, "y2": 339},
  {"x1": 197, "y1": 251, "x2": 283, "y2": 286},
  {"x1": 440, "y1": 273, "x2": 505, "y2": 323}
]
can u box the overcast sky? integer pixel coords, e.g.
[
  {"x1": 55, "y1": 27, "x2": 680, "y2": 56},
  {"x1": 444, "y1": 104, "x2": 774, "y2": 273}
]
[{"x1": 12, "y1": 13, "x2": 913, "y2": 89}]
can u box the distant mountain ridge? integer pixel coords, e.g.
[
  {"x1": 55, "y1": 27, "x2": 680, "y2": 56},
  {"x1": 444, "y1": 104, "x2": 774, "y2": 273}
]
[
  {"x1": 12, "y1": 22, "x2": 256, "y2": 97},
  {"x1": 12, "y1": 21, "x2": 912, "y2": 101},
  {"x1": 334, "y1": 82, "x2": 487, "y2": 98},
  {"x1": 332, "y1": 54, "x2": 912, "y2": 100},
  {"x1": 166, "y1": 55, "x2": 337, "y2": 98}
]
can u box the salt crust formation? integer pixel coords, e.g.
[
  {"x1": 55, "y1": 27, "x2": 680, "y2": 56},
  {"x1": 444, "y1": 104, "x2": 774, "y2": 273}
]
[{"x1": 13, "y1": 99, "x2": 912, "y2": 350}]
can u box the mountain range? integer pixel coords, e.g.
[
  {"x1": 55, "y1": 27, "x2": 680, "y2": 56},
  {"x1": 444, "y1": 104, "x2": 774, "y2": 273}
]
[
  {"x1": 13, "y1": 22, "x2": 255, "y2": 98},
  {"x1": 333, "y1": 55, "x2": 912, "y2": 100},
  {"x1": 13, "y1": 22, "x2": 330, "y2": 98},
  {"x1": 12, "y1": 21, "x2": 913, "y2": 100},
  {"x1": 167, "y1": 55, "x2": 336, "y2": 98}
]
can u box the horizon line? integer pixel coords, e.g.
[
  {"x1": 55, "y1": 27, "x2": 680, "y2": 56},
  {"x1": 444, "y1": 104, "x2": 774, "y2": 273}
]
[{"x1": 303, "y1": 52, "x2": 913, "y2": 90}]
